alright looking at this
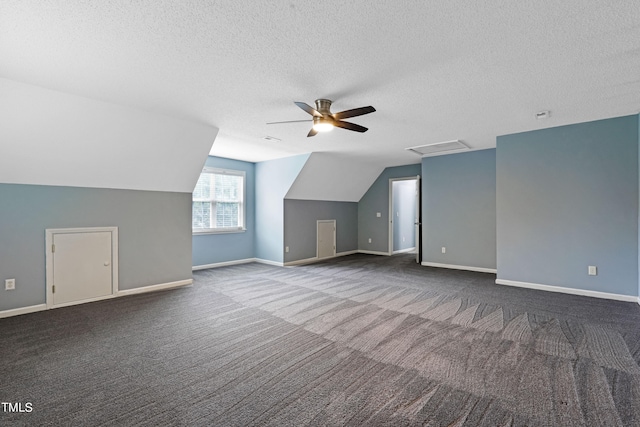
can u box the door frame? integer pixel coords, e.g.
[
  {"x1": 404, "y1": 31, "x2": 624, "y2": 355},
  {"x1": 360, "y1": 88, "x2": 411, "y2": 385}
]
[
  {"x1": 415, "y1": 175, "x2": 422, "y2": 264},
  {"x1": 388, "y1": 176, "x2": 421, "y2": 259},
  {"x1": 45, "y1": 226, "x2": 119, "y2": 309},
  {"x1": 316, "y1": 219, "x2": 336, "y2": 260}
]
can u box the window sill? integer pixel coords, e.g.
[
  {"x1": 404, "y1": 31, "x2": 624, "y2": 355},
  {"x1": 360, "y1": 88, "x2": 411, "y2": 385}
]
[{"x1": 193, "y1": 228, "x2": 247, "y2": 236}]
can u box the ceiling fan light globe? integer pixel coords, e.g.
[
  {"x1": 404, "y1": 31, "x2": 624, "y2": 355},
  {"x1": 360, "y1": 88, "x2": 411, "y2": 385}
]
[{"x1": 312, "y1": 122, "x2": 333, "y2": 132}]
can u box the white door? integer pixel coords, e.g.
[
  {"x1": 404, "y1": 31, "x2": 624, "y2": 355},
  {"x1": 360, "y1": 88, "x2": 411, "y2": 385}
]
[
  {"x1": 317, "y1": 220, "x2": 336, "y2": 259},
  {"x1": 49, "y1": 229, "x2": 115, "y2": 307}
]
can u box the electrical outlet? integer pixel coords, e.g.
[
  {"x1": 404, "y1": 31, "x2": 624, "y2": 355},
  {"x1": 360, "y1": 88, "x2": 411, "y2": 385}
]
[
  {"x1": 376, "y1": 212, "x2": 381, "y2": 218},
  {"x1": 368, "y1": 238, "x2": 372, "y2": 243},
  {"x1": 285, "y1": 246, "x2": 289, "y2": 253},
  {"x1": 588, "y1": 266, "x2": 597, "y2": 276},
  {"x1": 402, "y1": 236, "x2": 405, "y2": 242},
  {"x1": 441, "y1": 247, "x2": 446, "y2": 254},
  {"x1": 5, "y1": 278, "x2": 16, "y2": 290}
]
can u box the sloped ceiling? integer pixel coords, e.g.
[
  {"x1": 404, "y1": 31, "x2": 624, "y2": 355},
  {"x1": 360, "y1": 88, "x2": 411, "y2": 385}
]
[
  {"x1": 286, "y1": 153, "x2": 384, "y2": 202},
  {"x1": 0, "y1": 78, "x2": 217, "y2": 192},
  {"x1": 1, "y1": 1, "x2": 639, "y2": 170}
]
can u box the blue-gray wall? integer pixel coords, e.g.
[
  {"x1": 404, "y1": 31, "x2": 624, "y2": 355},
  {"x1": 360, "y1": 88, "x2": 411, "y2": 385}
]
[
  {"x1": 0, "y1": 184, "x2": 192, "y2": 311},
  {"x1": 255, "y1": 154, "x2": 309, "y2": 263},
  {"x1": 392, "y1": 180, "x2": 417, "y2": 252},
  {"x1": 422, "y1": 149, "x2": 497, "y2": 269},
  {"x1": 497, "y1": 115, "x2": 639, "y2": 296},
  {"x1": 358, "y1": 164, "x2": 421, "y2": 253},
  {"x1": 283, "y1": 199, "x2": 358, "y2": 263},
  {"x1": 192, "y1": 156, "x2": 256, "y2": 267}
]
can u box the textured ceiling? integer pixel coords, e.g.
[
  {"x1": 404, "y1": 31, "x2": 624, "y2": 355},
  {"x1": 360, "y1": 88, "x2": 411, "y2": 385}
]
[{"x1": 1, "y1": 1, "x2": 639, "y2": 167}]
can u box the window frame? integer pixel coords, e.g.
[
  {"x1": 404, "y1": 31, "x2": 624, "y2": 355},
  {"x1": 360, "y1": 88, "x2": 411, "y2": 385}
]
[{"x1": 192, "y1": 167, "x2": 246, "y2": 235}]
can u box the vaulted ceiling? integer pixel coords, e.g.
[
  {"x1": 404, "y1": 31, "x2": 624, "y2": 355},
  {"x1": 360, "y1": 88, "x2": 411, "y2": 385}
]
[{"x1": 1, "y1": 1, "x2": 639, "y2": 169}]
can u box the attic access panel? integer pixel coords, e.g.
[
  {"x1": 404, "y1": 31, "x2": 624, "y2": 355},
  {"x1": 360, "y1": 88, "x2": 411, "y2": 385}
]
[{"x1": 406, "y1": 140, "x2": 469, "y2": 156}]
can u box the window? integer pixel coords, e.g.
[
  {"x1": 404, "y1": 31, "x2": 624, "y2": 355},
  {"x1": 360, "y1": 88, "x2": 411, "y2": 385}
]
[{"x1": 192, "y1": 167, "x2": 245, "y2": 233}]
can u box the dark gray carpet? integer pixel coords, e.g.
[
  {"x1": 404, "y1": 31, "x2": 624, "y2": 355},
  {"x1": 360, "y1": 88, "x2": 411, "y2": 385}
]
[{"x1": 2, "y1": 254, "x2": 640, "y2": 426}]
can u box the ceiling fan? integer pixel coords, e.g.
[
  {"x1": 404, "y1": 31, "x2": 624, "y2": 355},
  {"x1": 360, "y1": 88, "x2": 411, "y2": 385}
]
[{"x1": 267, "y1": 99, "x2": 376, "y2": 137}]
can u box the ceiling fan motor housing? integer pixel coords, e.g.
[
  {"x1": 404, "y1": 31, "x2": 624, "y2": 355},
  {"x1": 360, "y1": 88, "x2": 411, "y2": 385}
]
[{"x1": 314, "y1": 99, "x2": 333, "y2": 116}]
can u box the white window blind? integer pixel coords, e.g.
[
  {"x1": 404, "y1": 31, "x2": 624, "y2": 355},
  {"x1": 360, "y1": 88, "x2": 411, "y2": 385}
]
[{"x1": 192, "y1": 168, "x2": 245, "y2": 233}]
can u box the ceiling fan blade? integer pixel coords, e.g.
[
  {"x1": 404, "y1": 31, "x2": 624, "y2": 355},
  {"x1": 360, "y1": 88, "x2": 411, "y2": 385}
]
[
  {"x1": 294, "y1": 101, "x2": 323, "y2": 117},
  {"x1": 267, "y1": 119, "x2": 312, "y2": 125},
  {"x1": 333, "y1": 120, "x2": 368, "y2": 133},
  {"x1": 307, "y1": 127, "x2": 318, "y2": 137},
  {"x1": 332, "y1": 106, "x2": 376, "y2": 120}
]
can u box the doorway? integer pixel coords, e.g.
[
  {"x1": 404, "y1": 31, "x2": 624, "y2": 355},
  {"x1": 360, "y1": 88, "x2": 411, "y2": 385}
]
[
  {"x1": 389, "y1": 176, "x2": 421, "y2": 263},
  {"x1": 46, "y1": 227, "x2": 118, "y2": 308}
]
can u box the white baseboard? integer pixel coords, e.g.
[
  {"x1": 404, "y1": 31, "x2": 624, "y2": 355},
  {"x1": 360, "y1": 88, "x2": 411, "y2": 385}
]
[
  {"x1": 193, "y1": 258, "x2": 256, "y2": 270},
  {"x1": 48, "y1": 293, "x2": 119, "y2": 309},
  {"x1": 0, "y1": 279, "x2": 193, "y2": 319},
  {"x1": 393, "y1": 247, "x2": 416, "y2": 255},
  {"x1": 117, "y1": 279, "x2": 192, "y2": 297},
  {"x1": 421, "y1": 261, "x2": 497, "y2": 274},
  {"x1": 0, "y1": 303, "x2": 48, "y2": 319},
  {"x1": 284, "y1": 250, "x2": 360, "y2": 267},
  {"x1": 284, "y1": 256, "x2": 319, "y2": 266},
  {"x1": 495, "y1": 279, "x2": 638, "y2": 303},
  {"x1": 358, "y1": 250, "x2": 391, "y2": 256},
  {"x1": 255, "y1": 258, "x2": 284, "y2": 267},
  {"x1": 337, "y1": 250, "x2": 358, "y2": 257}
]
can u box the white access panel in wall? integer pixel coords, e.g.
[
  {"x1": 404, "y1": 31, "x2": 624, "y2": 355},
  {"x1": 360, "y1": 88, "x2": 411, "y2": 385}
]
[
  {"x1": 46, "y1": 227, "x2": 118, "y2": 308},
  {"x1": 317, "y1": 220, "x2": 336, "y2": 260}
]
